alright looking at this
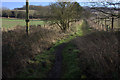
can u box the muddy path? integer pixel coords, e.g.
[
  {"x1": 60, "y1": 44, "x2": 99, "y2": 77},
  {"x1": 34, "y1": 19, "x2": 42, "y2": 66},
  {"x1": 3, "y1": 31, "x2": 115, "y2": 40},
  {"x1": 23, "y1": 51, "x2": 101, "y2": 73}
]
[{"x1": 48, "y1": 43, "x2": 66, "y2": 79}]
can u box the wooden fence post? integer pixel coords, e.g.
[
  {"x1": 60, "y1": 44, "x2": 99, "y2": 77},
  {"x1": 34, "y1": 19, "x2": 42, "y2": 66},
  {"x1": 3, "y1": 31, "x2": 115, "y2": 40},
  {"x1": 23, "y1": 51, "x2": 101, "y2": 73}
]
[
  {"x1": 26, "y1": 0, "x2": 29, "y2": 35},
  {"x1": 111, "y1": 17, "x2": 114, "y2": 29}
]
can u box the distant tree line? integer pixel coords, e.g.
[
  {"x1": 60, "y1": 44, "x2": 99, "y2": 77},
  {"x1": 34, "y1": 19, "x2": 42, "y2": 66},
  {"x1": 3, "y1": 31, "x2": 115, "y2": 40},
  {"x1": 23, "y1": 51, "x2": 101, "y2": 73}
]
[
  {"x1": 2, "y1": 3, "x2": 89, "y2": 20},
  {"x1": 2, "y1": 5, "x2": 51, "y2": 19}
]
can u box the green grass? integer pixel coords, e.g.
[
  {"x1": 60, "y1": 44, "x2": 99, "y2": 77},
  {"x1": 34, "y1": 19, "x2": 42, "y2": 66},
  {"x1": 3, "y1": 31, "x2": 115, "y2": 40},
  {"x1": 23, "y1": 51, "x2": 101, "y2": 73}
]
[
  {"x1": 62, "y1": 43, "x2": 81, "y2": 78},
  {"x1": 2, "y1": 18, "x2": 45, "y2": 29},
  {"x1": 16, "y1": 47, "x2": 55, "y2": 78},
  {"x1": 54, "y1": 20, "x2": 91, "y2": 47},
  {"x1": 62, "y1": 43, "x2": 87, "y2": 79},
  {"x1": 16, "y1": 19, "x2": 91, "y2": 78},
  {"x1": 59, "y1": 20, "x2": 90, "y2": 79}
]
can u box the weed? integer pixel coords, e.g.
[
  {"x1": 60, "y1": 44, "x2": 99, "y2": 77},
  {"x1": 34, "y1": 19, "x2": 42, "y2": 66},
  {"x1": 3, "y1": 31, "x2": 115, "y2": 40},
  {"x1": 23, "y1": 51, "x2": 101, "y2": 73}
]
[
  {"x1": 16, "y1": 47, "x2": 55, "y2": 78},
  {"x1": 62, "y1": 43, "x2": 82, "y2": 78}
]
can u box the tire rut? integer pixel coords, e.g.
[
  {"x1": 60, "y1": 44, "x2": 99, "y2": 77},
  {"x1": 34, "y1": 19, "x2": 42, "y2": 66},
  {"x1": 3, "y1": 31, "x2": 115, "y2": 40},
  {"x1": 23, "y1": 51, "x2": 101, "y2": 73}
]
[{"x1": 48, "y1": 43, "x2": 66, "y2": 79}]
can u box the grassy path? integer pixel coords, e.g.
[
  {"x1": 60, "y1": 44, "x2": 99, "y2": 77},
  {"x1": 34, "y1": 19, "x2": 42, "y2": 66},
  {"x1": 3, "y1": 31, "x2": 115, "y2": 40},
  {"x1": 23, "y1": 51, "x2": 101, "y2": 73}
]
[
  {"x1": 11, "y1": 19, "x2": 90, "y2": 78},
  {"x1": 48, "y1": 43, "x2": 66, "y2": 78},
  {"x1": 47, "y1": 39, "x2": 87, "y2": 79},
  {"x1": 47, "y1": 20, "x2": 91, "y2": 79}
]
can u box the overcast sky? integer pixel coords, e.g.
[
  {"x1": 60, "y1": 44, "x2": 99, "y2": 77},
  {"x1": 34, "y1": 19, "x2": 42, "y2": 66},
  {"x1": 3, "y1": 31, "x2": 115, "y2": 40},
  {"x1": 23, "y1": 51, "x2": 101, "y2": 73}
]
[
  {"x1": 2, "y1": 2, "x2": 51, "y2": 9},
  {"x1": 2, "y1": 2, "x2": 92, "y2": 10},
  {"x1": 1, "y1": 0, "x2": 120, "y2": 10}
]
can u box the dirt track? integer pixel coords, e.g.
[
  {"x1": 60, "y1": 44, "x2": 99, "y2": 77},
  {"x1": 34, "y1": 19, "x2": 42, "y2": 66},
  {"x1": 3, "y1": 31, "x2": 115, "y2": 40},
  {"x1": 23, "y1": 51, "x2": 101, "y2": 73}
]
[{"x1": 48, "y1": 43, "x2": 66, "y2": 79}]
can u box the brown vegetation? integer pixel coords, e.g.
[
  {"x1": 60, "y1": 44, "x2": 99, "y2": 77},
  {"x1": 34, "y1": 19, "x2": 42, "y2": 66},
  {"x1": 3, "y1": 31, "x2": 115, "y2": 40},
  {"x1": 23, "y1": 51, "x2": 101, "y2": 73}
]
[
  {"x1": 2, "y1": 24, "x2": 70, "y2": 78},
  {"x1": 73, "y1": 31, "x2": 120, "y2": 79}
]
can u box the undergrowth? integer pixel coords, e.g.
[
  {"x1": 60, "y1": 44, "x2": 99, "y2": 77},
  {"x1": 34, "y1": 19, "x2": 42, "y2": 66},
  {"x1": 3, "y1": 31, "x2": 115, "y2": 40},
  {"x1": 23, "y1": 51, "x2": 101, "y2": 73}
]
[
  {"x1": 54, "y1": 19, "x2": 91, "y2": 47},
  {"x1": 60, "y1": 19, "x2": 90, "y2": 79},
  {"x1": 3, "y1": 19, "x2": 91, "y2": 78},
  {"x1": 62, "y1": 43, "x2": 87, "y2": 79},
  {"x1": 16, "y1": 47, "x2": 55, "y2": 78}
]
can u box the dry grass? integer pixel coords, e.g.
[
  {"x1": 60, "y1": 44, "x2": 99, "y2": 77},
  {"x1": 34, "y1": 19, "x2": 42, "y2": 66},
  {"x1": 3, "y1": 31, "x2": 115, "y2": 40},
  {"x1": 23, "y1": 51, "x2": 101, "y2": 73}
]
[
  {"x1": 73, "y1": 31, "x2": 120, "y2": 79},
  {"x1": 2, "y1": 24, "x2": 69, "y2": 78}
]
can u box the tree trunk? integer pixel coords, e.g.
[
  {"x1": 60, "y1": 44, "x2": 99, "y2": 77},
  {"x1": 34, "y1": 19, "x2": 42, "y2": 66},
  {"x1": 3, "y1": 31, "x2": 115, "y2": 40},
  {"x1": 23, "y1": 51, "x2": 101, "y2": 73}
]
[
  {"x1": 8, "y1": 15, "x2": 9, "y2": 18},
  {"x1": 104, "y1": 18, "x2": 106, "y2": 26},
  {"x1": 104, "y1": 18, "x2": 106, "y2": 31},
  {"x1": 16, "y1": 14, "x2": 17, "y2": 18},
  {"x1": 97, "y1": 17, "x2": 99, "y2": 25}
]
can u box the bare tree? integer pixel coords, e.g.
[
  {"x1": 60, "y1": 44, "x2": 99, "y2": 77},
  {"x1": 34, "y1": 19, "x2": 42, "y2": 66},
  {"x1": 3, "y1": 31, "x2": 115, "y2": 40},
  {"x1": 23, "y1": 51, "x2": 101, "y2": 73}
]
[
  {"x1": 14, "y1": 10, "x2": 18, "y2": 18},
  {"x1": 49, "y1": 2, "x2": 83, "y2": 32}
]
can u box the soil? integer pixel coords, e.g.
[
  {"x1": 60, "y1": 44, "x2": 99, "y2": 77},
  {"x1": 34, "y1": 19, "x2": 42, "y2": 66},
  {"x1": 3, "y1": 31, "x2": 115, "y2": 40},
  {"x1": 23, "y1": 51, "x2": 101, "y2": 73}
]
[{"x1": 48, "y1": 43, "x2": 66, "y2": 79}]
